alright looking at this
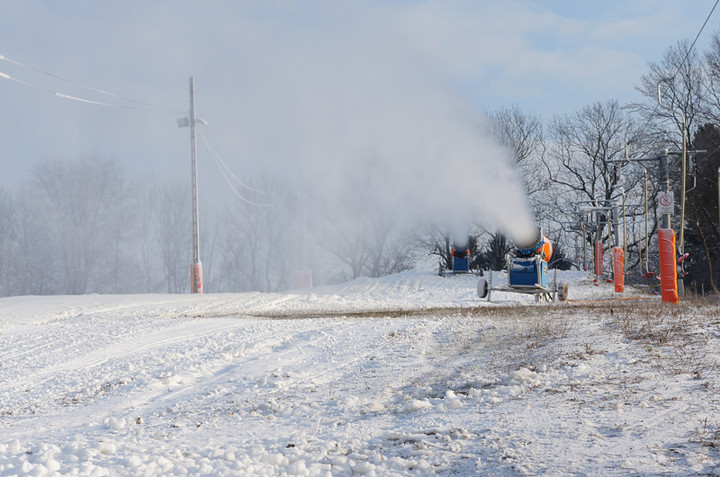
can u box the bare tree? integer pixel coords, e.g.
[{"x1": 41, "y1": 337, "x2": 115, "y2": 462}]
[
  {"x1": 543, "y1": 100, "x2": 650, "y2": 271},
  {"x1": 702, "y1": 32, "x2": 720, "y2": 125},
  {"x1": 314, "y1": 173, "x2": 414, "y2": 281},
  {"x1": 635, "y1": 39, "x2": 704, "y2": 151},
  {"x1": 0, "y1": 189, "x2": 17, "y2": 296},
  {"x1": 33, "y1": 156, "x2": 131, "y2": 294},
  {"x1": 487, "y1": 105, "x2": 547, "y2": 201},
  {"x1": 484, "y1": 106, "x2": 548, "y2": 266},
  {"x1": 545, "y1": 101, "x2": 649, "y2": 204},
  {"x1": 5, "y1": 187, "x2": 58, "y2": 295},
  {"x1": 146, "y1": 181, "x2": 191, "y2": 293},
  {"x1": 684, "y1": 124, "x2": 720, "y2": 293},
  {"x1": 218, "y1": 174, "x2": 298, "y2": 292}
]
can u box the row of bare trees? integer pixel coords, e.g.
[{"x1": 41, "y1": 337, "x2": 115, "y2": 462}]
[
  {"x1": 0, "y1": 155, "x2": 415, "y2": 296},
  {"x1": 2, "y1": 32, "x2": 720, "y2": 296},
  {"x1": 0, "y1": 157, "x2": 191, "y2": 295}
]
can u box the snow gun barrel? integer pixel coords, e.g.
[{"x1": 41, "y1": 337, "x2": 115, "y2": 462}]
[{"x1": 514, "y1": 227, "x2": 553, "y2": 262}]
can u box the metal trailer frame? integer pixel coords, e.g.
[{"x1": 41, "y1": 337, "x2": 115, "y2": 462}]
[{"x1": 477, "y1": 264, "x2": 568, "y2": 303}]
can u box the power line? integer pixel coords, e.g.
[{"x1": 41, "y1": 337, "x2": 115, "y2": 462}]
[
  {"x1": 0, "y1": 69, "x2": 126, "y2": 108},
  {"x1": 640, "y1": 0, "x2": 719, "y2": 129},
  {"x1": 678, "y1": 0, "x2": 719, "y2": 80},
  {"x1": 0, "y1": 53, "x2": 184, "y2": 114},
  {"x1": 198, "y1": 132, "x2": 272, "y2": 207}
]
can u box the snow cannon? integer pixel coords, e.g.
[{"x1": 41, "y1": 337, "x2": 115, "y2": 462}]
[
  {"x1": 509, "y1": 227, "x2": 553, "y2": 289},
  {"x1": 477, "y1": 227, "x2": 567, "y2": 302},
  {"x1": 450, "y1": 243, "x2": 470, "y2": 273},
  {"x1": 514, "y1": 227, "x2": 553, "y2": 262}
]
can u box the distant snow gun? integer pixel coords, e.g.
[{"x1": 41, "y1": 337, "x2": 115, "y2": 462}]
[
  {"x1": 449, "y1": 244, "x2": 471, "y2": 273},
  {"x1": 477, "y1": 227, "x2": 568, "y2": 302}
]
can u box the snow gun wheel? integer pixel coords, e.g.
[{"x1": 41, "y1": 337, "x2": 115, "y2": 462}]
[
  {"x1": 557, "y1": 282, "x2": 568, "y2": 302},
  {"x1": 477, "y1": 278, "x2": 489, "y2": 299}
]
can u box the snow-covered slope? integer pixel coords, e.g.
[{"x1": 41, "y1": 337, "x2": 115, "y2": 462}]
[
  {"x1": 0, "y1": 270, "x2": 614, "y2": 328},
  {"x1": 0, "y1": 271, "x2": 718, "y2": 476}
]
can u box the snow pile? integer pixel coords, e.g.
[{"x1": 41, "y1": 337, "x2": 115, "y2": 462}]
[{"x1": 1, "y1": 270, "x2": 719, "y2": 475}]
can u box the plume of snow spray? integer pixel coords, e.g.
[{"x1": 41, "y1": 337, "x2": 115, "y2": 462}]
[
  {"x1": 227, "y1": 4, "x2": 538, "y2": 249},
  {"x1": 294, "y1": 83, "x2": 538, "y2": 247}
]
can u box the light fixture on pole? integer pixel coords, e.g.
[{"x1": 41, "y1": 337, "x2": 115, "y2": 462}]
[{"x1": 177, "y1": 76, "x2": 207, "y2": 294}]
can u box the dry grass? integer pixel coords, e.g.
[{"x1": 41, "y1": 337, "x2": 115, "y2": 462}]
[{"x1": 606, "y1": 300, "x2": 720, "y2": 378}]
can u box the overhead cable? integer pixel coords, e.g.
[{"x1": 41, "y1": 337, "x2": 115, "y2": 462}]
[
  {"x1": 198, "y1": 132, "x2": 272, "y2": 207},
  {"x1": 673, "y1": 0, "x2": 719, "y2": 81},
  {"x1": 0, "y1": 53, "x2": 184, "y2": 114},
  {"x1": 640, "y1": 0, "x2": 719, "y2": 129}
]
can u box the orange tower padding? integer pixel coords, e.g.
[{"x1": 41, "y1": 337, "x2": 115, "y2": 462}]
[
  {"x1": 191, "y1": 262, "x2": 203, "y2": 294},
  {"x1": 658, "y1": 229, "x2": 678, "y2": 304},
  {"x1": 612, "y1": 246, "x2": 625, "y2": 293},
  {"x1": 594, "y1": 241, "x2": 604, "y2": 276}
]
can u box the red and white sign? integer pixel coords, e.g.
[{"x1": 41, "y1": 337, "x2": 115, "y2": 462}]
[{"x1": 657, "y1": 191, "x2": 674, "y2": 214}]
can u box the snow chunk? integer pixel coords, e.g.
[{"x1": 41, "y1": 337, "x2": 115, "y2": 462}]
[
  {"x1": 97, "y1": 441, "x2": 117, "y2": 455},
  {"x1": 444, "y1": 390, "x2": 463, "y2": 409},
  {"x1": 351, "y1": 461, "x2": 376, "y2": 475},
  {"x1": 261, "y1": 453, "x2": 289, "y2": 467},
  {"x1": 286, "y1": 458, "x2": 309, "y2": 475},
  {"x1": 345, "y1": 396, "x2": 385, "y2": 414},
  {"x1": 402, "y1": 399, "x2": 433, "y2": 413},
  {"x1": 105, "y1": 417, "x2": 126, "y2": 430},
  {"x1": 125, "y1": 455, "x2": 144, "y2": 468},
  {"x1": 508, "y1": 367, "x2": 541, "y2": 386}
]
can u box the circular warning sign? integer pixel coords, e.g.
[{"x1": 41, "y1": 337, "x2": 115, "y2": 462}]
[{"x1": 657, "y1": 191, "x2": 674, "y2": 214}]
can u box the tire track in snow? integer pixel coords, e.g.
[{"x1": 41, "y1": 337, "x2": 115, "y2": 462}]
[
  {"x1": 0, "y1": 317, "x2": 250, "y2": 419},
  {"x1": 107, "y1": 317, "x2": 436, "y2": 438}
]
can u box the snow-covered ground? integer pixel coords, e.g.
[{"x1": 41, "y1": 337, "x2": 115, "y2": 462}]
[{"x1": 1, "y1": 270, "x2": 719, "y2": 476}]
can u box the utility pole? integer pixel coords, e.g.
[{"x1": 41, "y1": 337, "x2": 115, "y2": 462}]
[
  {"x1": 189, "y1": 77, "x2": 201, "y2": 293},
  {"x1": 178, "y1": 76, "x2": 206, "y2": 293}
]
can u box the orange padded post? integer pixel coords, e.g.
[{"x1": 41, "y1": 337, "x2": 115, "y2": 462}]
[
  {"x1": 594, "y1": 241, "x2": 604, "y2": 276},
  {"x1": 191, "y1": 262, "x2": 203, "y2": 294},
  {"x1": 612, "y1": 246, "x2": 624, "y2": 293},
  {"x1": 658, "y1": 229, "x2": 678, "y2": 304}
]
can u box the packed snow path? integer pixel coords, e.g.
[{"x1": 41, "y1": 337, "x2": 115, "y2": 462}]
[{"x1": 1, "y1": 271, "x2": 719, "y2": 475}]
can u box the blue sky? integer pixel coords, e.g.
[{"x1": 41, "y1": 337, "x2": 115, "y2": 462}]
[{"x1": 0, "y1": 0, "x2": 718, "y2": 193}]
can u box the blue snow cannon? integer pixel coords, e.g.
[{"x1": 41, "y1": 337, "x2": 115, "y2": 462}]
[
  {"x1": 451, "y1": 245, "x2": 470, "y2": 273},
  {"x1": 508, "y1": 255, "x2": 549, "y2": 288},
  {"x1": 509, "y1": 229, "x2": 553, "y2": 288},
  {"x1": 476, "y1": 226, "x2": 568, "y2": 302}
]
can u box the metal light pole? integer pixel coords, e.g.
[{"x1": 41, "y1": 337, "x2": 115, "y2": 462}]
[{"x1": 178, "y1": 76, "x2": 206, "y2": 293}]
